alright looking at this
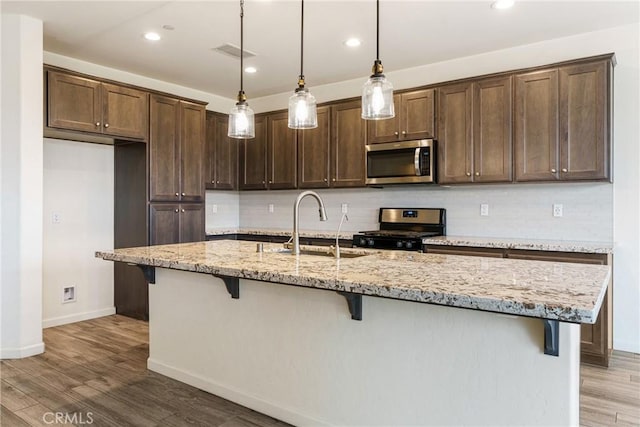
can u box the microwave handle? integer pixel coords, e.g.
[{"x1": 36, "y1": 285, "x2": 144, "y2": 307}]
[{"x1": 414, "y1": 148, "x2": 421, "y2": 176}]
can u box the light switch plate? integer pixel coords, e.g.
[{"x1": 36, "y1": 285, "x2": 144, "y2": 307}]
[
  {"x1": 212, "y1": 204, "x2": 218, "y2": 213},
  {"x1": 268, "y1": 204, "x2": 274, "y2": 213},
  {"x1": 341, "y1": 203, "x2": 348, "y2": 214},
  {"x1": 52, "y1": 212, "x2": 61, "y2": 224}
]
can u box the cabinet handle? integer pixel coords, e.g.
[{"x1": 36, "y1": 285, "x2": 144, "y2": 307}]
[
  {"x1": 104, "y1": 123, "x2": 109, "y2": 128},
  {"x1": 175, "y1": 192, "x2": 179, "y2": 197},
  {"x1": 394, "y1": 131, "x2": 399, "y2": 136},
  {"x1": 466, "y1": 172, "x2": 471, "y2": 177},
  {"x1": 332, "y1": 178, "x2": 336, "y2": 182},
  {"x1": 181, "y1": 209, "x2": 185, "y2": 213},
  {"x1": 262, "y1": 181, "x2": 265, "y2": 184},
  {"x1": 217, "y1": 180, "x2": 220, "y2": 184},
  {"x1": 402, "y1": 131, "x2": 407, "y2": 136},
  {"x1": 323, "y1": 178, "x2": 328, "y2": 182},
  {"x1": 269, "y1": 180, "x2": 272, "y2": 184},
  {"x1": 475, "y1": 172, "x2": 480, "y2": 176},
  {"x1": 551, "y1": 169, "x2": 557, "y2": 173},
  {"x1": 212, "y1": 180, "x2": 215, "y2": 184},
  {"x1": 95, "y1": 122, "x2": 100, "y2": 126},
  {"x1": 561, "y1": 168, "x2": 568, "y2": 173},
  {"x1": 174, "y1": 209, "x2": 179, "y2": 213},
  {"x1": 181, "y1": 192, "x2": 186, "y2": 196}
]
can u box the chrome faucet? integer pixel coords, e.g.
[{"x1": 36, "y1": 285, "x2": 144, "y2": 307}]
[
  {"x1": 329, "y1": 213, "x2": 349, "y2": 259},
  {"x1": 292, "y1": 190, "x2": 328, "y2": 255}
]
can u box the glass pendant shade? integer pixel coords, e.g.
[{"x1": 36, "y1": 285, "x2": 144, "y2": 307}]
[
  {"x1": 362, "y1": 74, "x2": 394, "y2": 120},
  {"x1": 288, "y1": 88, "x2": 317, "y2": 129},
  {"x1": 228, "y1": 102, "x2": 255, "y2": 138}
]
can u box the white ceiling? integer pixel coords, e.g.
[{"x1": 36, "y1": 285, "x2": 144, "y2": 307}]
[{"x1": 3, "y1": 1, "x2": 639, "y2": 99}]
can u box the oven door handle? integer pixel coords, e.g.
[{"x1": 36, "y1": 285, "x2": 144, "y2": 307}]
[{"x1": 414, "y1": 148, "x2": 421, "y2": 176}]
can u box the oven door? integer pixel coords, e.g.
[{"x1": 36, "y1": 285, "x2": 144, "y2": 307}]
[{"x1": 366, "y1": 139, "x2": 435, "y2": 185}]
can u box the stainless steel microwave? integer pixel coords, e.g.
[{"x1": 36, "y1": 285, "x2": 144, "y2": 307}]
[{"x1": 365, "y1": 139, "x2": 436, "y2": 185}]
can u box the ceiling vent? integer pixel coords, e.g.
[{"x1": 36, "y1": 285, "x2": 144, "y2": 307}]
[{"x1": 212, "y1": 43, "x2": 256, "y2": 59}]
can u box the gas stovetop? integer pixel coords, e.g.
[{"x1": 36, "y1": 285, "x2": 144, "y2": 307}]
[{"x1": 352, "y1": 208, "x2": 446, "y2": 252}]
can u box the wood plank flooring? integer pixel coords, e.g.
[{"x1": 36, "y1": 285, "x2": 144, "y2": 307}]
[{"x1": 1, "y1": 315, "x2": 638, "y2": 426}]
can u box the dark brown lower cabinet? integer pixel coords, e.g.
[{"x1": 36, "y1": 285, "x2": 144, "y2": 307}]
[
  {"x1": 424, "y1": 245, "x2": 613, "y2": 366},
  {"x1": 150, "y1": 203, "x2": 205, "y2": 245}
]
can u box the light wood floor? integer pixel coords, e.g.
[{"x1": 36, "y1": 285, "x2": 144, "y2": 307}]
[{"x1": 1, "y1": 315, "x2": 638, "y2": 427}]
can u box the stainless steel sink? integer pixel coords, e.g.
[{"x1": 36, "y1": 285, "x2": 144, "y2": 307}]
[{"x1": 263, "y1": 248, "x2": 367, "y2": 259}]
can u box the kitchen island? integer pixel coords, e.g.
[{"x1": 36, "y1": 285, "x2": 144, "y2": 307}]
[{"x1": 96, "y1": 240, "x2": 611, "y2": 426}]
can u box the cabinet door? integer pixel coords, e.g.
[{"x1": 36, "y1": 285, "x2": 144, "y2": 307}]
[
  {"x1": 180, "y1": 101, "x2": 205, "y2": 202},
  {"x1": 179, "y1": 204, "x2": 205, "y2": 243},
  {"x1": 267, "y1": 112, "x2": 297, "y2": 189},
  {"x1": 102, "y1": 83, "x2": 149, "y2": 140},
  {"x1": 559, "y1": 61, "x2": 610, "y2": 181},
  {"x1": 437, "y1": 83, "x2": 473, "y2": 184},
  {"x1": 149, "y1": 204, "x2": 180, "y2": 245},
  {"x1": 47, "y1": 71, "x2": 102, "y2": 133},
  {"x1": 298, "y1": 106, "x2": 330, "y2": 188},
  {"x1": 239, "y1": 115, "x2": 268, "y2": 190},
  {"x1": 149, "y1": 95, "x2": 180, "y2": 201},
  {"x1": 514, "y1": 70, "x2": 559, "y2": 182},
  {"x1": 331, "y1": 100, "x2": 366, "y2": 187},
  {"x1": 206, "y1": 111, "x2": 238, "y2": 190},
  {"x1": 473, "y1": 77, "x2": 512, "y2": 183},
  {"x1": 366, "y1": 94, "x2": 401, "y2": 144},
  {"x1": 401, "y1": 89, "x2": 435, "y2": 140}
]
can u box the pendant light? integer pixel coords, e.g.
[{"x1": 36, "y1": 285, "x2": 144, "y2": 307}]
[
  {"x1": 361, "y1": 0, "x2": 394, "y2": 120},
  {"x1": 288, "y1": 0, "x2": 317, "y2": 129},
  {"x1": 228, "y1": 0, "x2": 255, "y2": 139}
]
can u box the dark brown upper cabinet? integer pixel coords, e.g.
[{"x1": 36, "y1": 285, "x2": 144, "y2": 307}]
[
  {"x1": 331, "y1": 100, "x2": 367, "y2": 187},
  {"x1": 367, "y1": 89, "x2": 435, "y2": 144},
  {"x1": 298, "y1": 106, "x2": 331, "y2": 188},
  {"x1": 149, "y1": 95, "x2": 205, "y2": 202},
  {"x1": 206, "y1": 112, "x2": 238, "y2": 191},
  {"x1": 438, "y1": 78, "x2": 512, "y2": 184},
  {"x1": 239, "y1": 115, "x2": 268, "y2": 190},
  {"x1": 267, "y1": 112, "x2": 298, "y2": 189},
  {"x1": 47, "y1": 70, "x2": 149, "y2": 140},
  {"x1": 515, "y1": 58, "x2": 611, "y2": 182}
]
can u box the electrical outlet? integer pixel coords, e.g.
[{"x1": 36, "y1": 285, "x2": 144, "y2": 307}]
[
  {"x1": 268, "y1": 203, "x2": 274, "y2": 213},
  {"x1": 480, "y1": 204, "x2": 489, "y2": 216},
  {"x1": 212, "y1": 204, "x2": 218, "y2": 213},
  {"x1": 553, "y1": 204, "x2": 563, "y2": 217},
  {"x1": 341, "y1": 203, "x2": 348, "y2": 214},
  {"x1": 62, "y1": 286, "x2": 76, "y2": 303},
  {"x1": 52, "y1": 212, "x2": 61, "y2": 224}
]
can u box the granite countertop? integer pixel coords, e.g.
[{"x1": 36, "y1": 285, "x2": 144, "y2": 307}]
[
  {"x1": 422, "y1": 236, "x2": 614, "y2": 254},
  {"x1": 206, "y1": 228, "x2": 354, "y2": 241},
  {"x1": 96, "y1": 240, "x2": 610, "y2": 324}
]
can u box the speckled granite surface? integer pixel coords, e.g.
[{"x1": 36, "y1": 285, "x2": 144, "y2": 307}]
[
  {"x1": 422, "y1": 236, "x2": 614, "y2": 254},
  {"x1": 96, "y1": 240, "x2": 610, "y2": 324},
  {"x1": 206, "y1": 228, "x2": 353, "y2": 240}
]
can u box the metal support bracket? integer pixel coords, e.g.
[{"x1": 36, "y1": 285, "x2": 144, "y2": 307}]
[
  {"x1": 337, "y1": 291, "x2": 362, "y2": 321},
  {"x1": 137, "y1": 265, "x2": 156, "y2": 284},
  {"x1": 543, "y1": 319, "x2": 559, "y2": 356},
  {"x1": 215, "y1": 275, "x2": 239, "y2": 299}
]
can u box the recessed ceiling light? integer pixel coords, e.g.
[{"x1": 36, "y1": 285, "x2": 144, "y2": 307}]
[
  {"x1": 144, "y1": 32, "x2": 161, "y2": 41},
  {"x1": 491, "y1": 0, "x2": 514, "y2": 10},
  {"x1": 245, "y1": 66, "x2": 257, "y2": 74},
  {"x1": 344, "y1": 38, "x2": 361, "y2": 47}
]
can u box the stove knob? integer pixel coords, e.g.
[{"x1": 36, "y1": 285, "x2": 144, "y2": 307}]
[
  {"x1": 405, "y1": 241, "x2": 414, "y2": 249},
  {"x1": 359, "y1": 237, "x2": 367, "y2": 246},
  {"x1": 396, "y1": 241, "x2": 404, "y2": 248},
  {"x1": 367, "y1": 239, "x2": 375, "y2": 246}
]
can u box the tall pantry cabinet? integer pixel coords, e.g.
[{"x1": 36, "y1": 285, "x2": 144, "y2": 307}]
[{"x1": 115, "y1": 94, "x2": 206, "y2": 320}]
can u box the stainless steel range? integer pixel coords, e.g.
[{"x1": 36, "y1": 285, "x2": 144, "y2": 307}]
[{"x1": 352, "y1": 208, "x2": 446, "y2": 252}]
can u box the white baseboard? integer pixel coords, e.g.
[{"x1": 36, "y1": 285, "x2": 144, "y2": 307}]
[
  {"x1": 1, "y1": 341, "x2": 45, "y2": 359},
  {"x1": 147, "y1": 358, "x2": 330, "y2": 427},
  {"x1": 42, "y1": 307, "x2": 116, "y2": 329}
]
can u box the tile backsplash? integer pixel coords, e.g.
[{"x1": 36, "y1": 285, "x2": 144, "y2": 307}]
[{"x1": 207, "y1": 182, "x2": 613, "y2": 242}]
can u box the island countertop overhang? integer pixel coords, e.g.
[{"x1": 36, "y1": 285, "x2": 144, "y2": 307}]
[{"x1": 96, "y1": 240, "x2": 610, "y2": 324}]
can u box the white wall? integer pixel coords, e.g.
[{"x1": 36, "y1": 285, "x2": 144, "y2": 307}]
[
  {"x1": 0, "y1": 15, "x2": 45, "y2": 359},
  {"x1": 237, "y1": 23, "x2": 640, "y2": 353},
  {"x1": 239, "y1": 183, "x2": 613, "y2": 241},
  {"x1": 42, "y1": 139, "x2": 115, "y2": 328}
]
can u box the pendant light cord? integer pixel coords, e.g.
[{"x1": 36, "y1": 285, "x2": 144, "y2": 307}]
[
  {"x1": 240, "y1": 0, "x2": 245, "y2": 96},
  {"x1": 299, "y1": 0, "x2": 304, "y2": 82},
  {"x1": 376, "y1": 0, "x2": 380, "y2": 61}
]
